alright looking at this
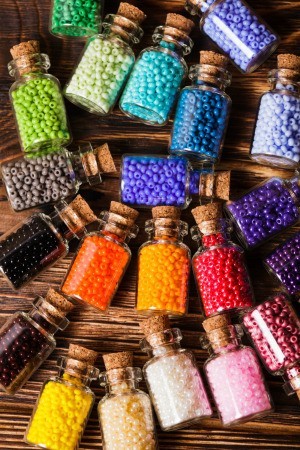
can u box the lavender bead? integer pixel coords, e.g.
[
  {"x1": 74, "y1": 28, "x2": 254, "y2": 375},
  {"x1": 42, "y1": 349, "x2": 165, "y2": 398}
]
[
  {"x1": 265, "y1": 231, "x2": 300, "y2": 296},
  {"x1": 120, "y1": 155, "x2": 191, "y2": 208},
  {"x1": 226, "y1": 177, "x2": 300, "y2": 249}
]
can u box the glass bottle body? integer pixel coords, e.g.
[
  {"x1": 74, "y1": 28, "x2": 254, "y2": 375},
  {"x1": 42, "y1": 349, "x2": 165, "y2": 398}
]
[
  {"x1": 120, "y1": 39, "x2": 188, "y2": 126},
  {"x1": 170, "y1": 75, "x2": 231, "y2": 163},
  {"x1": 120, "y1": 154, "x2": 191, "y2": 208},
  {"x1": 187, "y1": 0, "x2": 280, "y2": 73},
  {"x1": 192, "y1": 222, "x2": 254, "y2": 317},
  {"x1": 64, "y1": 33, "x2": 135, "y2": 116},
  {"x1": 250, "y1": 78, "x2": 300, "y2": 169},
  {"x1": 243, "y1": 293, "x2": 300, "y2": 375},
  {"x1": 50, "y1": 0, "x2": 103, "y2": 38},
  {"x1": 204, "y1": 344, "x2": 273, "y2": 426},
  {"x1": 225, "y1": 176, "x2": 300, "y2": 249},
  {"x1": 9, "y1": 54, "x2": 71, "y2": 158}
]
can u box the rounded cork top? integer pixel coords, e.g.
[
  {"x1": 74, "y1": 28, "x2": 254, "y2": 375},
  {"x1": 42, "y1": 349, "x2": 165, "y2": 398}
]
[
  {"x1": 110, "y1": 201, "x2": 139, "y2": 221},
  {"x1": 96, "y1": 143, "x2": 116, "y2": 173},
  {"x1": 200, "y1": 171, "x2": 231, "y2": 201},
  {"x1": 277, "y1": 54, "x2": 300, "y2": 72},
  {"x1": 140, "y1": 315, "x2": 171, "y2": 337},
  {"x1": 68, "y1": 344, "x2": 98, "y2": 366},
  {"x1": 117, "y1": 2, "x2": 146, "y2": 25},
  {"x1": 199, "y1": 50, "x2": 228, "y2": 68},
  {"x1": 165, "y1": 13, "x2": 194, "y2": 35},
  {"x1": 45, "y1": 288, "x2": 74, "y2": 314},
  {"x1": 10, "y1": 40, "x2": 40, "y2": 59},
  {"x1": 192, "y1": 202, "x2": 223, "y2": 226},
  {"x1": 152, "y1": 206, "x2": 181, "y2": 220},
  {"x1": 60, "y1": 195, "x2": 97, "y2": 232},
  {"x1": 202, "y1": 314, "x2": 230, "y2": 333},
  {"x1": 103, "y1": 351, "x2": 133, "y2": 371}
]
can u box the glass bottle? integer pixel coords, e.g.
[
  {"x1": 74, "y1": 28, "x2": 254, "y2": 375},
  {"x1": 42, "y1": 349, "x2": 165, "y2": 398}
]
[
  {"x1": 191, "y1": 202, "x2": 254, "y2": 317},
  {"x1": 98, "y1": 351, "x2": 158, "y2": 450},
  {"x1": 225, "y1": 174, "x2": 300, "y2": 249},
  {"x1": 201, "y1": 314, "x2": 273, "y2": 427},
  {"x1": 170, "y1": 50, "x2": 232, "y2": 163},
  {"x1": 283, "y1": 364, "x2": 300, "y2": 402},
  {"x1": 64, "y1": 3, "x2": 146, "y2": 116},
  {"x1": 264, "y1": 231, "x2": 300, "y2": 296},
  {"x1": 1, "y1": 142, "x2": 115, "y2": 212},
  {"x1": 8, "y1": 40, "x2": 71, "y2": 159},
  {"x1": 50, "y1": 0, "x2": 103, "y2": 38},
  {"x1": 185, "y1": 0, "x2": 280, "y2": 74},
  {"x1": 140, "y1": 315, "x2": 212, "y2": 431},
  {"x1": 25, "y1": 344, "x2": 99, "y2": 450},
  {"x1": 61, "y1": 201, "x2": 139, "y2": 312},
  {"x1": 250, "y1": 54, "x2": 300, "y2": 169},
  {"x1": 0, "y1": 289, "x2": 73, "y2": 395},
  {"x1": 0, "y1": 195, "x2": 96, "y2": 290},
  {"x1": 136, "y1": 206, "x2": 190, "y2": 316},
  {"x1": 119, "y1": 13, "x2": 194, "y2": 126}
]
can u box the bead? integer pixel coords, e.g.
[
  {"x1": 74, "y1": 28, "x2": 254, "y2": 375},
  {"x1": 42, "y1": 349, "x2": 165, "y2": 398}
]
[{"x1": 243, "y1": 293, "x2": 300, "y2": 374}]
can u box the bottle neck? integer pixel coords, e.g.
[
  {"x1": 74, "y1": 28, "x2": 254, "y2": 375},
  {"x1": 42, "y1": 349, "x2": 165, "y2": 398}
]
[
  {"x1": 200, "y1": 324, "x2": 243, "y2": 356},
  {"x1": 140, "y1": 328, "x2": 183, "y2": 358},
  {"x1": 98, "y1": 210, "x2": 138, "y2": 244},
  {"x1": 191, "y1": 218, "x2": 231, "y2": 248},
  {"x1": 185, "y1": 0, "x2": 215, "y2": 16},
  {"x1": 49, "y1": 200, "x2": 87, "y2": 242},
  {"x1": 100, "y1": 367, "x2": 142, "y2": 394},
  {"x1": 56, "y1": 356, "x2": 99, "y2": 387},
  {"x1": 28, "y1": 297, "x2": 69, "y2": 335},
  {"x1": 102, "y1": 13, "x2": 143, "y2": 45},
  {"x1": 8, "y1": 53, "x2": 50, "y2": 80},
  {"x1": 70, "y1": 143, "x2": 103, "y2": 187},
  {"x1": 269, "y1": 69, "x2": 300, "y2": 93},
  {"x1": 153, "y1": 25, "x2": 193, "y2": 57},
  {"x1": 145, "y1": 218, "x2": 188, "y2": 242},
  {"x1": 189, "y1": 63, "x2": 231, "y2": 90}
]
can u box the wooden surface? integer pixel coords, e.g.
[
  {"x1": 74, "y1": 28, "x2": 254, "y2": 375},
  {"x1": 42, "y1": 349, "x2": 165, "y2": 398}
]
[{"x1": 0, "y1": 0, "x2": 300, "y2": 449}]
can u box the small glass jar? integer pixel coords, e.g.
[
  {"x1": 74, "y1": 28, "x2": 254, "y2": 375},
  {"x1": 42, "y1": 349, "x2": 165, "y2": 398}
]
[
  {"x1": 119, "y1": 13, "x2": 194, "y2": 126},
  {"x1": 8, "y1": 40, "x2": 71, "y2": 158},
  {"x1": 185, "y1": 0, "x2": 280, "y2": 74},
  {"x1": 0, "y1": 290, "x2": 73, "y2": 395},
  {"x1": 283, "y1": 364, "x2": 300, "y2": 402},
  {"x1": 264, "y1": 232, "x2": 300, "y2": 296},
  {"x1": 25, "y1": 344, "x2": 99, "y2": 450},
  {"x1": 136, "y1": 207, "x2": 190, "y2": 316},
  {"x1": 191, "y1": 203, "x2": 254, "y2": 317},
  {"x1": 50, "y1": 0, "x2": 103, "y2": 38},
  {"x1": 170, "y1": 50, "x2": 232, "y2": 163},
  {"x1": 1, "y1": 143, "x2": 115, "y2": 212},
  {"x1": 140, "y1": 320, "x2": 212, "y2": 431},
  {"x1": 64, "y1": 4, "x2": 146, "y2": 115},
  {"x1": 61, "y1": 202, "x2": 139, "y2": 312},
  {"x1": 201, "y1": 315, "x2": 273, "y2": 427},
  {"x1": 98, "y1": 355, "x2": 158, "y2": 450},
  {"x1": 225, "y1": 174, "x2": 300, "y2": 249},
  {"x1": 250, "y1": 54, "x2": 300, "y2": 169},
  {"x1": 243, "y1": 293, "x2": 300, "y2": 376},
  {"x1": 0, "y1": 195, "x2": 96, "y2": 289}
]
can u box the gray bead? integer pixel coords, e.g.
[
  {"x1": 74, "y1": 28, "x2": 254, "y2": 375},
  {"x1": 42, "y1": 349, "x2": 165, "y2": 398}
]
[
  {"x1": 52, "y1": 182, "x2": 59, "y2": 189},
  {"x1": 4, "y1": 172, "x2": 11, "y2": 180},
  {"x1": 42, "y1": 161, "x2": 49, "y2": 168},
  {"x1": 36, "y1": 157, "x2": 42, "y2": 164},
  {"x1": 52, "y1": 192, "x2": 59, "y2": 200},
  {"x1": 35, "y1": 165, "x2": 43, "y2": 172},
  {"x1": 32, "y1": 179, "x2": 39, "y2": 187},
  {"x1": 54, "y1": 169, "x2": 62, "y2": 177},
  {"x1": 61, "y1": 187, "x2": 70, "y2": 196},
  {"x1": 17, "y1": 171, "x2": 24, "y2": 180},
  {"x1": 11, "y1": 168, "x2": 18, "y2": 175},
  {"x1": 31, "y1": 172, "x2": 37, "y2": 179},
  {"x1": 40, "y1": 176, "x2": 45, "y2": 184},
  {"x1": 23, "y1": 184, "x2": 30, "y2": 191},
  {"x1": 49, "y1": 173, "x2": 56, "y2": 180},
  {"x1": 66, "y1": 182, "x2": 74, "y2": 189},
  {"x1": 21, "y1": 161, "x2": 27, "y2": 168},
  {"x1": 42, "y1": 168, "x2": 49, "y2": 176},
  {"x1": 32, "y1": 189, "x2": 40, "y2": 197},
  {"x1": 23, "y1": 169, "x2": 29, "y2": 176},
  {"x1": 50, "y1": 161, "x2": 56, "y2": 169},
  {"x1": 24, "y1": 176, "x2": 31, "y2": 184},
  {"x1": 43, "y1": 195, "x2": 51, "y2": 202},
  {"x1": 12, "y1": 175, "x2": 18, "y2": 183},
  {"x1": 15, "y1": 181, "x2": 22, "y2": 189}
]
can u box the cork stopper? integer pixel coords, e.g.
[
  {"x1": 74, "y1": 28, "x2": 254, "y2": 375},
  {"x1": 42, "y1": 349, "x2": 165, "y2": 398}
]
[
  {"x1": 60, "y1": 195, "x2": 97, "y2": 234},
  {"x1": 96, "y1": 143, "x2": 116, "y2": 173},
  {"x1": 103, "y1": 201, "x2": 138, "y2": 239},
  {"x1": 202, "y1": 314, "x2": 232, "y2": 350},
  {"x1": 192, "y1": 202, "x2": 223, "y2": 226},
  {"x1": 117, "y1": 2, "x2": 146, "y2": 25},
  {"x1": 103, "y1": 351, "x2": 133, "y2": 371},
  {"x1": 277, "y1": 54, "x2": 300, "y2": 71},
  {"x1": 200, "y1": 171, "x2": 231, "y2": 201},
  {"x1": 10, "y1": 40, "x2": 40, "y2": 59},
  {"x1": 165, "y1": 13, "x2": 194, "y2": 35},
  {"x1": 152, "y1": 206, "x2": 181, "y2": 220},
  {"x1": 110, "y1": 201, "x2": 139, "y2": 221},
  {"x1": 202, "y1": 314, "x2": 230, "y2": 333},
  {"x1": 140, "y1": 315, "x2": 171, "y2": 337},
  {"x1": 68, "y1": 344, "x2": 98, "y2": 365},
  {"x1": 199, "y1": 50, "x2": 228, "y2": 68},
  {"x1": 45, "y1": 288, "x2": 74, "y2": 314}
]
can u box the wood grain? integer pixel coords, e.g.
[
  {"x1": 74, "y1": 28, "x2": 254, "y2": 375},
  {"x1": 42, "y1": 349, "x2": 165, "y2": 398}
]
[{"x1": 0, "y1": 0, "x2": 299, "y2": 448}]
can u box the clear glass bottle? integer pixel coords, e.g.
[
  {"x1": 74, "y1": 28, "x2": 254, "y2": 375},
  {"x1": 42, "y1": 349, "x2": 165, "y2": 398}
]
[
  {"x1": 98, "y1": 351, "x2": 158, "y2": 450},
  {"x1": 201, "y1": 314, "x2": 273, "y2": 427},
  {"x1": 250, "y1": 54, "x2": 300, "y2": 169},
  {"x1": 140, "y1": 315, "x2": 212, "y2": 431},
  {"x1": 25, "y1": 344, "x2": 99, "y2": 450},
  {"x1": 136, "y1": 206, "x2": 190, "y2": 316},
  {"x1": 0, "y1": 289, "x2": 73, "y2": 395},
  {"x1": 225, "y1": 174, "x2": 300, "y2": 249},
  {"x1": 170, "y1": 50, "x2": 232, "y2": 163},
  {"x1": 50, "y1": 0, "x2": 103, "y2": 38},
  {"x1": 0, "y1": 195, "x2": 96, "y2": 290},
  {"x1": 1, "y1": 142, "x2": 115, "y2": 212},
  {"x1": 119, "y1": 13, "x2": 194, "y2": 126},
  {"x1": 185, "y1": 0, "x2": 280, "y2": 74},
  {"x1": 64, "y1": 3, "x2": 146, "y2": 116},
  {"x1": 8, "y1": 40, "x2": 71, "y2": 159},
  {"x1": 283, "y1": 364, "x2": 300, "y2": 402},
  {"x1": 264, "y1": 232, "x2": 300, "y2": 296},
  {"x1": 61, "y1": 201, "x2": 139, "y2": 312},
  {"x1": 191, "y1": 202, "x2": 254, "y2": 317}
]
